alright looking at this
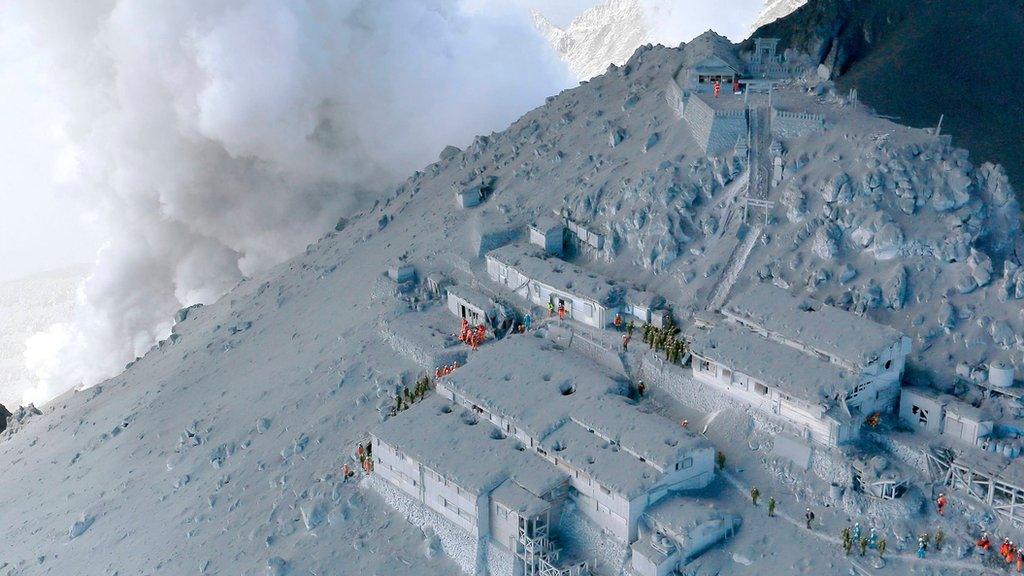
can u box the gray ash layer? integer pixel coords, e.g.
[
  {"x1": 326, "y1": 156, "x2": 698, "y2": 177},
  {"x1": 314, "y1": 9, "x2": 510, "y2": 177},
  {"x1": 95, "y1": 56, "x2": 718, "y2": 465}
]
[{"x1": 1, "y1": 29, "x2": 1022, "y2": 576}]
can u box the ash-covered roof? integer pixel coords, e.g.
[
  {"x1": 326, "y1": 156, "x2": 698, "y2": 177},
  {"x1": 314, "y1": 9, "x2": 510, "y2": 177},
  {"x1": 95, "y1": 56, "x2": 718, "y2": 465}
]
[
  {"x1": 446, "y1": 285, "x2": 494, "y2": 313},
  {"x1": 529, "y1": 215, "x2": 564, "y2": 233},
  {"x1": 689, "y1": 323, "x2": 855, "y2": 403},
  {"x1": 540, "y1": 421, "x2": 662, "y2": 498},
  {"x1": 644, "y1": 495, "x2": 740, "y2": 555},
  {"x1": 486, "y1": 244, "x2": 623, "y2": 307},
  {"x1": 491, "y1": 478, "x2": 551, "y2": 518},
  {"x1": 444, "y1": 334, "x2": 614, "y2": 439},
  {"x1": 646, "y1": 495, "x2": 737, "y2": 535},
  {"x1": 681, "y1": 31, "x2": 744, "y2": 72},
  {"x1": 372, "y1": 395, "x2": 566, "y2": 497},
  {"x1": 723, "y1": 283, "x2": 905, "y2": 368},
  {"x1": 443, "y1": 335, "x2": 710, "y2": 496}
]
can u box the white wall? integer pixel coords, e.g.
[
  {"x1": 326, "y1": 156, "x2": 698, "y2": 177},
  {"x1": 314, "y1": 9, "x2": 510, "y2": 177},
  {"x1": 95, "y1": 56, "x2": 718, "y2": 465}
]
[
  {"x1": 485, "y1": 255, "x2": 611, "y2": 329},
  {"x1": 446, "y1": 293, "x2": 487, "y2": 324},
  {"x1": 373, "y1": 435, "x2": 482, "y2": 535},
  {"x1": 692, "y1": 357, "x2": 844, "y2": 446}
]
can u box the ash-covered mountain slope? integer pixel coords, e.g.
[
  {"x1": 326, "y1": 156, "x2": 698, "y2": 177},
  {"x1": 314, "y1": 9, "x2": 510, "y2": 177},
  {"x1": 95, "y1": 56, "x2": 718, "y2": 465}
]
[
  {"x1": 747, "y1": 0, "x2": 1024, "y2": 192},
  {"x1": 0, "y1": 36, "x2": 1021, "y2": 576},
  {"x1": 749, "y1": 0, "x2": 808, "y2": 33},
  {"x1": 533, "y1": 0, "x2": 654, "y2": 81}
]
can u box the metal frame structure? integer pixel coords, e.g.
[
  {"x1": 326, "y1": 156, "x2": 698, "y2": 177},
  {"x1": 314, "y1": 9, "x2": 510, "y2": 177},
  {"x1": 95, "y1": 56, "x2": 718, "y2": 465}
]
[
  {"x1": 927, "y1": 447, "x2": 1024, "y2": 527},
  {"x1": 514, "y1": 513, "x2": 587, "y2": 576}
]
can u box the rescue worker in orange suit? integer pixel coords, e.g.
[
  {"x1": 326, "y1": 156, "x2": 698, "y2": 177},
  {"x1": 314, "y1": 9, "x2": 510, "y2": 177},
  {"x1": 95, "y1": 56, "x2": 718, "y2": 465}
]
[
  {"x1": 557, "y1": 303, "x2": 566, "y2": 320},
  {"x1": 1017, "y1": 549, "x2": 1023, "y2": 572},
  {"x1": 460, "y1": 319, "x2": 470, "y2": 342},
  {"x1": 977, "y1": 532, "x2": 991, "y2": 551},
  {"x1": 622, "y1": 333, "x2": 630, "y2": 351},
  {"x1": 936, "y1": 493, "x2": 948, "y2": 515},
  {"x1": 713, "y1": 80, "x2": 721, "y2": 97},
  {"x1": 614, "y1": 313, "x2": 623, "y2": 330},
  {"x1": 732, "y1": 78, "x2": 740, "y2": 94},
  {"x1": 1001, "y1": 538, "x2": 1011, "y2": 561}
]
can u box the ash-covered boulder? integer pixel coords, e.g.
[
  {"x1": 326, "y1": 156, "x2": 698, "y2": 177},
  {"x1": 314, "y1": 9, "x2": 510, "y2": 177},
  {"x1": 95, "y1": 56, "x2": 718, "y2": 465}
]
[
  {"x1": 643, "y1": 132, "x2": 660, "y2": 153},
  {"x1": 812, "y1": 222, "x2": 841, "y2": 260},
  {"x1": 608, "y1": 127, "x2": 627, "y2": 147},
  {"x1": 976, "y1": 163, "x2": 1020, "y2": 254},
  {"x1": 782, "y1": 181, "x2": 808, "y2": 222},
  {"x1": 938, "y1": 300, "x2": 957, "y2": 333},
  {"x1": 821, "y1": 172, "x2": 854, "y2": 204},
  {"x1": 838, "y1": 263, "x2": 858, "y2": 284},
  {"x1": 967, "y1": 249, "x2": 994, "y2": 288},
  {"x1": 870, "y1": 221, "x2": 904, "y2": 260},
  {"x1": 955, "y1": 268, "x2": 979, "y2": 295},
  {"x1": 990, "y1": 320, "x2": 1015, "y2": 350},
  {"x1": 1001, "y1": 262, "x2": 1024, "y2": 301},
  {"x1": 932, "y1": 166, "x2": 973, "y2": 212},
  {"x1": 853, "y1": 279, "x2": 883, "y2": 312},
  {"x1": 883, "y1": 266, "x2": 908, "y2": 310}
]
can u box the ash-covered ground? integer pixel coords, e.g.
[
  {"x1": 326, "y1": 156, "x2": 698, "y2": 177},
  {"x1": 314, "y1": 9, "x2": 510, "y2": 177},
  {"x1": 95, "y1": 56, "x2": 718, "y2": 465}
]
[{"x1": 1, "y1": 34, "x2": 1021, "y2": 576}]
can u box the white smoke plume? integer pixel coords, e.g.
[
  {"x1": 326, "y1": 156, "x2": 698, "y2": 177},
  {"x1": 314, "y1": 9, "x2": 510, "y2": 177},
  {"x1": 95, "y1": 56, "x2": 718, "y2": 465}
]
[{"x1": 9, "y1": 0, "x2": 573, "y2": 405}]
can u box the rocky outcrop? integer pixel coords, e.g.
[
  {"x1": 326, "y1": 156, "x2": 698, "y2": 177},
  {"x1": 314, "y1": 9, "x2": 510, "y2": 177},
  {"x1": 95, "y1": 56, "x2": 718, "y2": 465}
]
[
  {"x1": 745, "y1": 0, "x2": 1024, "y2": 193},
  {"x1": 0, "y1": 402, "x2": 11, "y2": 434}
]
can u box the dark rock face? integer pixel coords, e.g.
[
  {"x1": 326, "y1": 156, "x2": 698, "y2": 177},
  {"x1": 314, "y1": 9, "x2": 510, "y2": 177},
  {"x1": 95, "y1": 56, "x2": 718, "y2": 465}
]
[
  {"x1": 0, "y1": 402, "x2": 11, "y2": 434},
  {"x1": 746, "y1": 0, "x2": 1024, "y2": 194}
]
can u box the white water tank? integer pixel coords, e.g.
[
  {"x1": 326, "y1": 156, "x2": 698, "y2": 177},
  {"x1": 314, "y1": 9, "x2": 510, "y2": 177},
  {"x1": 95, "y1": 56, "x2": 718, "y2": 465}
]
[{"x1": 989, "y1": 360, "x2": 1015, "y2": 389}]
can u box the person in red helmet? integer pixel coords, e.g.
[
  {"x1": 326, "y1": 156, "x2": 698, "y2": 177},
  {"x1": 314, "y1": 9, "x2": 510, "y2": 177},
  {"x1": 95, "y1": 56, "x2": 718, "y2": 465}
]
[
  {"x1": 936, "y1": 493, "x2": 948, "y2": 515},
  {"x1": 557, "y1": 303, "x2": 566, "y2": 320}
]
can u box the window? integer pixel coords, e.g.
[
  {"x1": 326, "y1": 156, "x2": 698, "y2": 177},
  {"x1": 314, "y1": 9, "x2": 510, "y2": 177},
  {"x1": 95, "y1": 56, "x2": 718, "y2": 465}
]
[
  {"x1": 699, "y1": 360, "x2": 712, "y2": 373},
  {"x1": 912, "y1": 405, "x2": 929, "y2": 425},
  {"x1": 600, "y1": 485, "x2": 611, "y2": 496},
  {"x1": 884, "y1": 359, "x2": 893, "y2": 370},
  {"x1": 679, "y1": 457, "x2": 693, "y2": 470},
  {"x1": 755, "y1": 382, "x2": 769, "y2": 396}
]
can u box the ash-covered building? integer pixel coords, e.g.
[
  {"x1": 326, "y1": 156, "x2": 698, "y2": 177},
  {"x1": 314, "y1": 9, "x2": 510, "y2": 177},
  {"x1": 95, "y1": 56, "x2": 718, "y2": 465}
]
[
  {"x1": 485, "y1": 244, "x2": 664, "y2": 329},
  {"x1": 371, "y1": 336, "x2": 719, "y2": 575},
  {"x1": 689, "y1": 283, "x2": 911, "y2": 446}
]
